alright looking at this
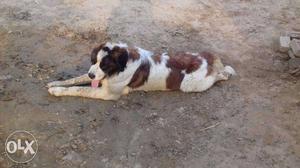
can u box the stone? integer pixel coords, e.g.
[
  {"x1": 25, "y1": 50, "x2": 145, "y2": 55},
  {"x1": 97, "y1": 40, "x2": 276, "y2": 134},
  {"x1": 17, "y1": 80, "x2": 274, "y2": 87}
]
[
  {"x1": 291, "y1": 39, "x2": 300, "y2": 57},
  {"x1": 292, "y1": 23, "x2": 300, "y2": 31},
  {"x1": 62, "y1": 151, "x2": 83, "y2": 165},
  {"x1": 288, "y1": 49, "x2": 296, "y2": 59},
  {"x1": 289, "y1": 32, "x2": 300, "y2": 39},
  {"x1": 273, "y1": 59, "x2": 288, "y2": 72},
  {"x1": 288, "y1": 58, "x2": 300, "y2": 70},
  {"x1": 0, "y1": 75, "x2": 12, "y2": 80},
  {"x1": 0, "y1": 91, "x2": 16, "y2": 101},
  {"x1": 279, "y1": 36, "x2": 291, "y2": 52}
]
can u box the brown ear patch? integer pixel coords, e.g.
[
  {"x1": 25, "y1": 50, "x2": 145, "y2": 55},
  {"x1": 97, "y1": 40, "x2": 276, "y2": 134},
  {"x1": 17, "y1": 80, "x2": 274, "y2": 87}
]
[
  {"x1": 100, "y1": 46, "x2": 129, "y2": 76},
  {"x1": 128, "y1": 48, "x2": 140, "y2": 61},
  {"x1": 127, "y1": 61, "x2": 151, "y2": 88},
  {"x1": 91, "y1": 43, "x2": 105, "y2": 64}
]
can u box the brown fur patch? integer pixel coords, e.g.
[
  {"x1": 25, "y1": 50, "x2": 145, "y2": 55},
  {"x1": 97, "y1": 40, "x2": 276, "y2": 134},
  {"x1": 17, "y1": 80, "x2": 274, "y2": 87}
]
[
  {"x1": 206, "y1": 66, "x2": 213, "y2": 76},
  {"x1": 200, "y1": 52, "x2": 215, "y2": 76},
  {"x1": 91, "y1": 43, "x2": 105, "y2": 64},
  {"x1": 128, "y1": 48, "x2": 140, "y2": 61},
  {"x1": 152, "y1": 54, "x2": 162, "y2": 64},
  {"x1": 165, "y1": 52, "x2": 202, "y2": 90},
  {"x1": 166, "y1": 52, "x2": 202, "y2": 74},
  {"x1": 127, "y1": 61, "x2": 151, "y2": 88},
  {"x1": 200, "y1": 51, "x2": 214, "y2": 65},
  {"x1": 166, "y1": 69, "x2": 184, "y2": 90},
  {"x1": 110, "y1": 46, "x2": 127, "y2": 60}
]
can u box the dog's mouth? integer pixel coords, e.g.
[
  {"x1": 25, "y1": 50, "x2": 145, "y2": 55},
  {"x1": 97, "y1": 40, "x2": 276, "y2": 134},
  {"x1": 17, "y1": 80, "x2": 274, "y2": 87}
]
[
  {"x1": 91, "y1": 75, "x2": 106, "y2": 88},
  {"x1": 91, "y1": 80, "x2": 100, "y2": 88}
]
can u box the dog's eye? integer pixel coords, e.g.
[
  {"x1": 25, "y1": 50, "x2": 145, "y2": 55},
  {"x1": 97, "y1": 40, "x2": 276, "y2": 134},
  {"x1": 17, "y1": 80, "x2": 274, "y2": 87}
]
[
  {"x1": 103, "y1": 47, "x2": 110, "y2": 52},
  {"x1": 100, "y1": 58, "x2": 111, "y2": 71}
]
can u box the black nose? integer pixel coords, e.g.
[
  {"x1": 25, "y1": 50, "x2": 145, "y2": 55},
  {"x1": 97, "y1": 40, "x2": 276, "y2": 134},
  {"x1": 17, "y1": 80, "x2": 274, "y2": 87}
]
[{"x1": 88, "y1": 73, "x2": 95, "y2": 79}]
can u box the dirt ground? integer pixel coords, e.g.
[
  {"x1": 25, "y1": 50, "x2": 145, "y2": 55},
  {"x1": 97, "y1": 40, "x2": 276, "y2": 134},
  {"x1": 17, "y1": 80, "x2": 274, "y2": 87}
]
[{"x1": 0, "y1": 0, "x2": 299, "y2": 167}]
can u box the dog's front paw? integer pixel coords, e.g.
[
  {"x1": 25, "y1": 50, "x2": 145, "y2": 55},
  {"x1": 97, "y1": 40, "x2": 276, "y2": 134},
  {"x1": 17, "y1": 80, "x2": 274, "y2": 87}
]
[
  {"x1": 47, "y1": 81, "x2": 63, "y2": 88},
  {"x1": 48, "y1": 87, "x2": 65, "y2": 96}
]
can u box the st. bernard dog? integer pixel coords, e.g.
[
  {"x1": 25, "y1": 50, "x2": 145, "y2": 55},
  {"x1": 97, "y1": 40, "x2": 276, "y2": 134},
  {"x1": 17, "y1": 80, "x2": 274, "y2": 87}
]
[{"x1": 47, "y1": 42, "x2": 236, "y2": 100}]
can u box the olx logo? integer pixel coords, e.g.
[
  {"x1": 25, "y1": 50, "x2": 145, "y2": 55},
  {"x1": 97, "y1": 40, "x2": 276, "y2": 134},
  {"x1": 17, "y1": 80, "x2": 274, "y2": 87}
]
[{"x1": 5, "y1": 130, "x2": 38, "y2": 163}]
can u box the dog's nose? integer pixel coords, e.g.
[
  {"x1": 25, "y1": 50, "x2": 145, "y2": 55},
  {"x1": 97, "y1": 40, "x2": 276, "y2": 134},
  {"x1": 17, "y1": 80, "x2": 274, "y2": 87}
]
[{"x1": 88, "y1": 73, "x2": 95, "y2": 79}]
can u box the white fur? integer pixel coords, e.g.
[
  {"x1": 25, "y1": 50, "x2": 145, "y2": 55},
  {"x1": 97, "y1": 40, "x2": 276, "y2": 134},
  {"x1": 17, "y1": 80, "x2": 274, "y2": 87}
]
[
  {"x1": 137, "y1": 47, "x2": 153, "y2": 58},
  {"x1": 135, "y1": 52, "x2": 171, "y2": 91},
  {"x1": 180, "y1": 59, "x2": 211, "y2": 92}
]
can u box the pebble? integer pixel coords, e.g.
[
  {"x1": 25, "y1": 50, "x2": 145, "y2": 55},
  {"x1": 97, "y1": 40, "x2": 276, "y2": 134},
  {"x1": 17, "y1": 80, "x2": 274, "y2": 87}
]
[
  {"x1": 62, "y1": 151, "x2": 83, "y2": 165},
  {"x1": 291, "y1": 39, "x2": 300, "y2": 57},
  {"x1": 288, "y1": 49, "x2": 296, "y2": 59},
  {"x1": 288, "y1": 58, "x2": 300, "y2": 70},
  {"x1": 134, "y1": 163, "x2": 142, "y2": 168},
  {"x1": 289, "y1": 32, "x2": 300, "y2": 40},
  {"x1": 0, "y1": 75, "x2": 12, "y2": 80},
  {"x1": 292, "y1": 23, "x2": 300, "y2": 31},
  {"x1": 104, "y1": 111, "x2": 111, "y2": 116},
  {"x1": 0, "y1": 91, "x2": 15, "y2": 101},
  {"x1": 279, "y1": 36, "x2": 291, "y2": 52},
  {"x1": 12, "y1": 11, "x2": 31, "y2": 20}
]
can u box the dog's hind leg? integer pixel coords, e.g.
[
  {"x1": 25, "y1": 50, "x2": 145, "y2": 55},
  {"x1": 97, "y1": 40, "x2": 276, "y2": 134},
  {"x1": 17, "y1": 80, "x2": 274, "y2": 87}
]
[
  {"x1": 216, "y1": 66, "x2": 236, "y2": 81},
  {"x1": 47, "y1": 74, "x2": 91, "y2": 88},
  {"x1": 48, "y1": 86, "x2": 120, "y2": 100}
]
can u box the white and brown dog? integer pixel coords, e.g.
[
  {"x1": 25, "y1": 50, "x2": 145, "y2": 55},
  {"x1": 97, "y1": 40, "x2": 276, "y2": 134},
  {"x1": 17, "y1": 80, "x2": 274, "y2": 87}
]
[{"x1": 47, "y1": 42, "x2": 236, "y2": 100}]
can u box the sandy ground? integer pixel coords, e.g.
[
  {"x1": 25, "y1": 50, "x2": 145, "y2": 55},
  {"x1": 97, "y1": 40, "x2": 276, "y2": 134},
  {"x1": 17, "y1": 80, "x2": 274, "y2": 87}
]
[{"x1": 0, "y1": 0, "x2": 299, "y2": 167}]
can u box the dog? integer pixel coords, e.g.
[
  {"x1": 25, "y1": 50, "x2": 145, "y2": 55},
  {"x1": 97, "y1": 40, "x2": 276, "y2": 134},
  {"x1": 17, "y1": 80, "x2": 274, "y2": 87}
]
[{"x1": 47, "y1": 42, "x2": 236, "y2": 100}]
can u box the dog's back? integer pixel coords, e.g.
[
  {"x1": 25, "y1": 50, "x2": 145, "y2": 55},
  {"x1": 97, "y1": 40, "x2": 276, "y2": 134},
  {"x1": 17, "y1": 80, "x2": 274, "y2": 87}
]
[{"x1": 126, "y1": 49, "x2": 235, "y2": 92}]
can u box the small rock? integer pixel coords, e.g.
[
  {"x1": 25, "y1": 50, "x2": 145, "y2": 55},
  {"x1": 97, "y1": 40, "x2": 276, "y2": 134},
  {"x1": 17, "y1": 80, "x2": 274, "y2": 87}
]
[
  {"x1": 74, "y1": 108, "x2": 87, "y2": 115},
  {"x1": 89, "y1": 119, "x2": 99, "y2": 129},
  {"x1": 177, "y1": 107, "x2": 185, "y2": 113},
  {"x1": 279, "y1": 36, "x2": 291, "y2": 52},
  {"x1": 288, "y1": 58, "x2": 300, "y2": 70},
  {"x1": 276, "y1": 53, "x2": 289, "y2": 60},
  {"x1": 289, "y1": 68, "x2": 300, "y2": 76},
  {"x1": 104, "y1": 111, "x2": 111, "y2": 116},
  {"x1": 134, "y1": 163, "x2": 142, "y2": 168},
  {"x1": 101, "y1": 158, "x2": 108, "y2": 163},
  {"x1": 12, "y1": 11, "x2": 31, "y2": 21},
  {"x1": 62, "y1": 151, "x2": 83, "y2": 165},
  {"x1": 0, "y1": 91, "x2": 15, "y2": 101},
  {"x1": 290, "y1": 39, "x2": 300, "y2": 57},
  {"x1": 288, "y1": 32, "x2": 300, "y2": 39},
  {"x1": 288, "y1": 49, "x2": 296, "y2": 59},
  {"x1": 292, "y1": 24, "x2": 300, "y2": 31},
  {"x1": 80, "y1": 161, "x2": 87, "y2": 168},
  {"x1": 273, "y1": 59, "x2": 288, "y2": 72},
  {"x1": 0, "y1": 75, "x2": 12, "y2": 80},
  {"x1": 110, "y1": 116, "x2": 120, "y2": 124}
]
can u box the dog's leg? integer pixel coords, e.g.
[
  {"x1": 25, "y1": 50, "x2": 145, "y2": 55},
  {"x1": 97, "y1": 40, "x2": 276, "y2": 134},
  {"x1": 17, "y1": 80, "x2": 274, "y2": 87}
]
[
  {"x1": 216, "y1": 66, "x2": 236, "y2": 81},
  {"x1": 48, "y1": 86, "x2": 120, "y2": 100},
  {"x1": 47, "y1": 74, "x2": 91, "y2": 88}
]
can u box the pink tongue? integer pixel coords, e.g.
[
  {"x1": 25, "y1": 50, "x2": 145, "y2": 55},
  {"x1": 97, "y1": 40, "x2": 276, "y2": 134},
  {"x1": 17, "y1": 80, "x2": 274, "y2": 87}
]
[{"x1": 91, "y1": 80, "x2": 100, "y2": 88}]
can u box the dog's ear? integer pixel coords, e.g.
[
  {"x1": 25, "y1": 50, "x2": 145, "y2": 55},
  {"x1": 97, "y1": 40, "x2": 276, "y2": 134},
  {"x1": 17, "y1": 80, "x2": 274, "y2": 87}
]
[
  {"x1": 111, "y1": 47, "x2": 128, "y2": 72},
  {"x1": 91, "y1": 43, "x2": 105, "y2": 64},
  {"x1": 117, "y1": 48, "x2": 128, "y2": 72}
]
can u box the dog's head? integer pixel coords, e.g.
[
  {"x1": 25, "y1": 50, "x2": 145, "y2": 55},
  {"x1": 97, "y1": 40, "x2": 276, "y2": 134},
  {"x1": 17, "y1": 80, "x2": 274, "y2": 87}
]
[{"x1": 88, "y1": 42, "x2": 129, "y2": 87}]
